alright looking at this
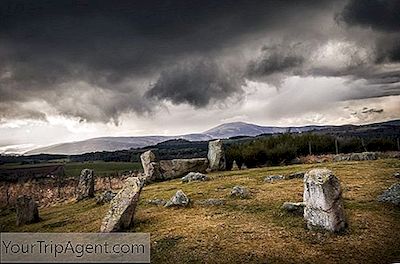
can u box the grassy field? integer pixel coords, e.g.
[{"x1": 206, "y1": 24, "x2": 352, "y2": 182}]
[
  {"x1": 1, "y1": 159, "x2": 399, "y2": 263},
  {"x1": 0, "y1": 161, "x2": 142, "y2": 178}
]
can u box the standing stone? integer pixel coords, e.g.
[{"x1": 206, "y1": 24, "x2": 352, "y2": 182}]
[
  {"x1": 207, "y1": 140, "x2": 226, "y2": 171},
  {"x1": 231, "y1": 160, "x2": 240, "y2": 171},
  {"x1": 303, "y1": 168, "x2": 347, "y2": 232},
  {"x1": 140, "y1": 150, "x2": 161, "y2": 182},
  {"x1": 100, "y1": 177, "x2": 144, "y2": 232},
  {"x1": 16, "y1": 195, "x2": 39, "y2": 226},
  {"x1": 76, "y1": 169, "x2": 95, "y2": 201}
]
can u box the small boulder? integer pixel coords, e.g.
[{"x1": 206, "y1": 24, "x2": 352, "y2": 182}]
[
  {"x1": 76, "y1": 169, "x2": 95, "y2": 201},
  {"x1": 196, "y1": 199, "x2": 225, "y2": 206},
  {"x1": 181, "y1": 172, "x2": 209, "y2": 183},
  {"x1": 96, "y1": 190, "x2": 117, "y2": 205},
  {"x1": 230, "y1": 186, "x2": 249, "y2": 198},
  {"x1": 264, "y1": 175, "x2": 285, "y2": 183},
  {"x1": 147, "y1": 199, "x2": 167, "y2": 206},
  {"x1": 394, "y1": 172, "x2": 400, "y2": 179},
  {"x1": 165, "y1": 190, "x2": 190, "y2": 207},
  {"x1": 287, "y1": 172, "x2": 305, "y2": 179},
  {"x1": 100, "y1": 177, "x2": 144, "y2": 232},
  {"x1": 16, "y1": 195, "x2": 40, "y2": 226},
  {"x1": 377, "y1": 183, "x2": 400, "y2": 206},
  {"x1": 281, "y1": 202, "x2": 305, "y2": 215},
  {"x1": 303, "y1": 168, "x2": 347, "y2": 232}
]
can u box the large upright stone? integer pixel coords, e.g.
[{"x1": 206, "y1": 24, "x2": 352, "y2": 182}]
[
  {"x1": 207, "y1": 140, "x2": 226, "y2": 171},
  {"x1": 76, "y1": 169, "x2": 95, "y2": 201},
  {"x1": 140, "y1": 150, "x2": 161, "y2": 182},
  {"x1": 303, "y1": 168, "x2": 347, "y2": 232},
  {"x1": 100, "y1": 177, "x2": 144, "y2": 232},
  {"x1": 159, "y1": 158, "x2": 208, "y2": 180},
  {"x1": 16, "y1": 195, "x2": 40, "y2": 226}
]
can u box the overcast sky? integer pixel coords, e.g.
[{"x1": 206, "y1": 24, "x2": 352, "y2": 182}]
[{"x1": 0, "y1": 0, "x2": 399, "y2": 152}]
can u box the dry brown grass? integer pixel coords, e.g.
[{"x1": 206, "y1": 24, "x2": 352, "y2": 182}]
[{"x1": 1, "y1": 159, "x2": 399, "y2": 263}]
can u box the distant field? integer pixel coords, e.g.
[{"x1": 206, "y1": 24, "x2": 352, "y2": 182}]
[
  {"x1": 63, "y1": 161, "x2": 142, "y2": 177},
  {"x1": 0, "y1": 161, "x2": 142, "y2": 178},
  {"x1": 1, "y1": 159, "x2": 399, "y2": 263}
]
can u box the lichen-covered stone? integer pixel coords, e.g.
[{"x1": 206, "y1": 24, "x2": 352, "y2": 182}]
[
  {"x1": 377, "y1": 183, "x2": 400, "y2": 206},
  {"x1": 230, "y1": 186, "x2": 249, "y2": 198},
  {"x1": 147, "y1": 199, "x2": 167, "y2": 206},
  {"x1": 100, "y1": 177, "x2": 144, "y2": 232},
  {"x1": 140, "y1": 150, "x2": 161, "y2": 182},
  {"x1": 303, "y1": 168, "x2": 347, "y2": 232},
  {"x1": 16, "y1": 195, "x2": 39, "y2": 226},
  {"x1": 207, "y1": 140, "x2": 226, "y2": 171},
  {"x1": 164, "y1": 190, "x2": 190, "y2": 207},
  {"x1": 181, "y1": 172, "x2": 209, "y2": 183},
  {"x1": 159, "y1": 159, "x2": 208, "y2": 180},
  {"x1": 264, "y1": 175, "x2": 285, "y2": 183},
  {"x1": 76, "y1": 169, "x2": 95, "y2": 201}
]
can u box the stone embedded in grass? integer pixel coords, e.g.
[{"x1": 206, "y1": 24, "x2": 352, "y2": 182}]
[
  {"x1": 100, "y1": 177, "x2": 144, "y2": 232},
  {"x1": 377, "y1": 183, "x2": 400, "y2": 206},
  {"x1": 159, "y1": 158, "x2": 209, "y2": 180},
  {"x1": 147, "y1": 199, "x2": 167, "y2": 206},
  {"x1": 303, "y1": 168, "x2": 347, "y2": 232},
  {"x1": 96, "y1": 190, "x2": 117, "y2": 205},
  {"x1": 287, "y1": 172, "x2": 305, "y2": 179},
  {"x1": 195, "y1": 199, "x2": 225, "y2": 206},
  {"x1": 16, "y1": 195, "x2": 40, "y2": 226},
  {"x1": 334, "y1": 152, "x2": 378, "y2": 162},
  {"x1": 281, "y1": 202, "x2": 305, "y2": 215},
  {"x1": 165, "y1": 190, "x2": 190, "y2": 207},
  {"x1": 394, "y1": 172, "x2": 400, "y2": 179},
  {"x1": 230, "y1": 186, "x2": 249, "y2": 198},
  {"x1": 264, "y1": 175, "x2": 285, "y2": 183},
  {"x1": 181, "y1": 172, "x2": 209, "y2": 183},
  {"x1": 76, "y1": 169, "x2": 95, "y2": 201},
  {"x1": 207, "y1": 139, "x2": 226, "y2": 171}
]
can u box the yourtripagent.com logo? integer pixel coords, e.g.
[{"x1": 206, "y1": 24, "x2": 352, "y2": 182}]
[{"x1": 0, "y1": 233, "x2": 150, "y2": 263}]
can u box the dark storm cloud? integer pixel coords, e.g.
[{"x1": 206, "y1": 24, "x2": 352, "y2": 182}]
[
  {"x1": 246, "y1": 44, "x2": 305, "y2": 79},
  {"x1": 146, "y1": 59, "x2": 244, "y2": 107},
  {"x1": 339, "y1": 0, "x2": 400, "y2": 32},
  {"x1": 338, "y1": 0, "x2": 400, "y2": 63},
  {"x1": 0, "y1": 0, "x2": 399, "y2": 123},
  {"x1": 0, "y1": 0, "x2": 336, "y2": 122}
]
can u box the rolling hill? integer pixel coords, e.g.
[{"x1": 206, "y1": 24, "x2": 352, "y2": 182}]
[{"x1": 26, "y1": 120, "x2": 400, "y2": 155}]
